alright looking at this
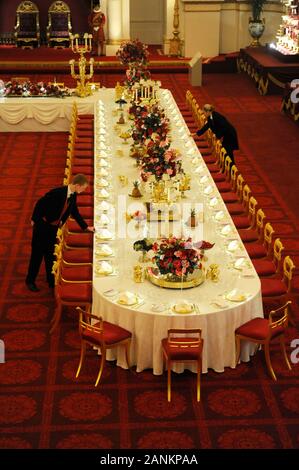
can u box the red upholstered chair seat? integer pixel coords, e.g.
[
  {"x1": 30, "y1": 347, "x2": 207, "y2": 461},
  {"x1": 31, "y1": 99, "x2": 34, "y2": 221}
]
[
  {"x1": 77, "y1": 121, "x2": 93, "y2": 131},
  {"x1": 71, "y1": 166, "x2": 94, "y2": 175},
  {"x1": 239, "y1": 228, "x2": 259, "y2": 243},
  {"x1": 202, "y1": 155, "x2": 217, "y2": 164},
  {"x1": 62, "y1": 265, "x2": 92, "y2": 281},
  {"x1": 76, "y1": 195, "x2": 93, "y2": 207},
  {"x1": 200, "y1": 149, "x2": 213, "y2": 156},
  {"x1": 232, "y1": 215, "x2": 250, "y2": 229},
  {"x1": 67, "y1": 219, "x2": 93, "y2": 232},
  {"x1": 76, "y1": 130, "x2": 94, "y2": 138},
  {"x1": 75, "y1": 206, "x2": 93, "y2": 218},
  {"x1": 74, "y1": 139, "x2": 94, "y2": 151},
  {"x1": 82, "y1": 321, "x2": 132, "y2": 346},
  {"x1": 252, "y1": 259, "x2": 276, "y2": 276},
  {"x1": 73, "y1": 158, "x2": 93, "y2": 167},
  {"x1": 65, "y1": 232, "x2": 93, "y2": 248},
  {"x1": 235, "y1": 317, "x2": 284, "y2": 340},
  {"x1": 216, "y1": 181, "x2": 232, "y2": 193},
  {"x1": 222, "y1": 192, "x2": 238, "y2": 203},
  {"x1": 75, "y1": 137, "x2": 93, "y2": 145},
  {"x1": 78, "y1": 114, "x2": 94, "y2": 120},
  {"x1": 261, "y1": 278, "x2": 287, "y2": 297},
  {"x1": 226, "y1": 202, "x2": 244, "y2": 215},
  {"x1": 206, "y1": 163, "x2": 220, "y2": 173},
  {"x1": 196, "y1": 141, "x2": 210, "y2": 149},
  {"x1": 63, "y1": 248, "x2": 92, "y2": 264},
  {"x1": 212, "y1": 173, "x2": 226, "y2": 183},
  {"x1": 161, "y1": 337, "x2": 203, "y2": 360},
  {"x1": 74, "y1": 150, "x2": 93, "y2": 158},
  {"x1": 245, "y1": 243, "x2": 267, "y2": 259},
  {"x1": 58, "y1": 282, "x2": 92, "y2": 302}
]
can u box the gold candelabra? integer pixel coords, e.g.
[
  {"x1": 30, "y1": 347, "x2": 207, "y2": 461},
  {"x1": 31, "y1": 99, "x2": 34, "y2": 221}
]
[{"x1": 69, "y1": 33, "x2": 94, "y2": 98}]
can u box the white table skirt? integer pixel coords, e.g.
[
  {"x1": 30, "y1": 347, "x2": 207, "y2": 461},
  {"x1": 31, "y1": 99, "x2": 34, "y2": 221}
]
[
  {"x1": 91, "y1": 88, "x2": 263, "y2": 375},
  {"x1": 0, "y1": 91, "x2": 100, "y2": 131}
]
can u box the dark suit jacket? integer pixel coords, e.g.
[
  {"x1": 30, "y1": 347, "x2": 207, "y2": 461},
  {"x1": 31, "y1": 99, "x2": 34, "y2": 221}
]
[
  {"x1": 31, "y1": 186, "x2": 87, "y2": 230},
  {"x1": 196, "y1": 111, "x2": 239, "y2": 151}
]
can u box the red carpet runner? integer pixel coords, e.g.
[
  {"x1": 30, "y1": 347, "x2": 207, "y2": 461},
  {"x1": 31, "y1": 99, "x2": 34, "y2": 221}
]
[{"x1": 0, "y1": 73, "x2": 298, "y2": 450}]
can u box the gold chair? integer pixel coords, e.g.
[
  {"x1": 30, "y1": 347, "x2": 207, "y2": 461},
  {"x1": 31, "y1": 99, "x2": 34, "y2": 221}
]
[
  {"x1": 161, "y1": 328, "x2": 203, "y2": 402},
  {"x1": 47, "y1": 1, "x2": 72, "y2": 48},
  {"x1": 235, "y1": 301, "x2": 292, "y2": 380},
  {"x1": 14, "y1": 1, "x2": 40, "y2": 48},
  {"x1": 76, "y1": 307, "x2": 132, "y2": 387}
]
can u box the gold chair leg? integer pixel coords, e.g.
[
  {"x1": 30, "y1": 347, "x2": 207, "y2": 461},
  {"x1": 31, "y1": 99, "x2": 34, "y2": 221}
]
[
  {"x1": 280, "y1": 336, "x2": 292, "y2": 371},
  {"x1": 167, "y1": 361, "x2": 171, "y2": 402},
  {"x1": 264, "y1": 343, "x2": 277, "y2": 381},
  {"x1": 235, "y1": 336, "x2": 241, "y2": 366},
  {"x1": 76, "y1": 341, "x2": 86, "y2": 378},
  {"x1": 196, "y1": 363, "x2": 201, "y2": 402},
  {"x1": 124, "y1": 340, "x2": 131, "y2": 370},
  {"x1": 50, "y1": 304, "x2": 62, "y2": 334},
  {"x1": 95, "y1": 349, "x2": 106, "y2": 387}
]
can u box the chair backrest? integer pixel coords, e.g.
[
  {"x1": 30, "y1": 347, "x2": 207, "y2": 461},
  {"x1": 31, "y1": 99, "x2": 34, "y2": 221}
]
[
  {"x1": 242, "y1": 184, "x2": 251, "y2": 207},
  {"x1": 15, "y1": 1, "x2": 39, "y2": 37},
  {"x1": 47, "y1": 1, "x2": 71, "y2": 40},
  {"x1": 283, "y1": 255, "x2": 296, "y2": 291},
  {"x1": 268, "y1": 301, "x2": 291, "y2": 335},
  {"x1": 247, "y1": 196, "x2": 258, "y2": 225},
  {"x1": 230, "y1": 164, "x2": 238, "y2": 191},
  {"x1": 76, "y1": 306, "x2": 104, "y2": 339},
  {"x1": 223, "y1": 155, "x2": 232, "y2": 179},
  {"x1": 236, "y1": 174, "x2": 245, "y2": 199},
  {"x1": 167, "y1": 328, "x2": 203, "y2": 353},
  {"x1": 263, "y1": 222, "x2": 275, "y2": 254},
  {"x1": 271, "y1": 238, "x2": 284, "y2": 270},
  {"x1": 255, "y1": 208, "x2": 266, "y2": 239}
]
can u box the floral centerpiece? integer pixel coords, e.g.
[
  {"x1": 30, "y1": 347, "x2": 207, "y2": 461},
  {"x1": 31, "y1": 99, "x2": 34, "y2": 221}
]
[
  {"x1": 0, "y1": 80, "x2": 71, "y2": 98},
  {"x1": 131, "y1": 105, "x2": 169, "y2": 144},
  {"x1": 152, "y1": 237, "x2": 203, "y2": 278},
  {"x1": 147, "y1": 237, "x2": 214, "y2": 288},
  {"x1": 116, "y1": 39, "x2": 149, "y2": 67},
  {"x1": 125, "y1": 67, "x2": 151, "y2": 90},
  {"x1": 140, "y1": 137, "x2": 182, "y2": 182}
]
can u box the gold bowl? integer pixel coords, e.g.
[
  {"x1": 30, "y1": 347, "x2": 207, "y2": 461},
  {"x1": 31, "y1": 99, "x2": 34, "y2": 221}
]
[{"x1": 146, "y1": 267, "x2": 204, "y2": 289}]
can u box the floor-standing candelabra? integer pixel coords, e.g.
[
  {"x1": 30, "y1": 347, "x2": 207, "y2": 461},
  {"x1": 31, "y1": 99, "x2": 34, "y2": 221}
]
[{"x1": 69, "y1": 33, "x2": 94, "y2": 97}]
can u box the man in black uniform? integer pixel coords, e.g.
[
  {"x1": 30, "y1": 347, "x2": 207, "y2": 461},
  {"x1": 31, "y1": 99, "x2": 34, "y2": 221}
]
[
  {"x1": 195, "y1": 104, "x2": 239, "y2": 165},
  {"x1": 25, "y1": 174, "x2": 94, "y2": 292}
]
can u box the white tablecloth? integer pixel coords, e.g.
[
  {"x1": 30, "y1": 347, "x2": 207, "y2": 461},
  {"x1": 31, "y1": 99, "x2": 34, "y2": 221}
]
[
  {"x1": 0, "y1": 91, "x2": 100, "y2": 131},
  {"x1": 92, "y1": 88, "x2": 263, "y2": 375}
]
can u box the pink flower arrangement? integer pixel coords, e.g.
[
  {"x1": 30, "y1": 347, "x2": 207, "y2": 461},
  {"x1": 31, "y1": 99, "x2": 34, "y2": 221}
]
[
  {"x1": 140, "y1": 137, "x2": 181, "y2": 182},
  {"x1": 1, "y1": 80, "x2": 70, "y2": 98},
  {"x1": 152, "y1": 237, "x2": 211, "y2": 278}
]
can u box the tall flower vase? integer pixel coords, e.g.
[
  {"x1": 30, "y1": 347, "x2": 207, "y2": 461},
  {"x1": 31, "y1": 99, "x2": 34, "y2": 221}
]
[{"x1": 249, "y1": 19, "x2": 265, "y2": 47}]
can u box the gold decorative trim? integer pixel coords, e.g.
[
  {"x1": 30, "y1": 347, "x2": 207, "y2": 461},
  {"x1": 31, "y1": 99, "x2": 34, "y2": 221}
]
[
  {"x1": 17, "y1": 1, "x2": 39, "y2": 13},
  {"x1": 147, "y1": 267, "x2": 205, "y2": 289},
  {"x1": 49, "y1": 1, "x2": 70, "y2": 13},
  {"x1": 267, "y1": 73, "x2": 285, "y2": 89}
]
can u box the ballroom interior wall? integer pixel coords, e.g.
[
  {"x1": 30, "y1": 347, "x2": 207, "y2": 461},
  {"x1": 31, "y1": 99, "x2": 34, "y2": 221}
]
[{"x1": 0, "y1": 0, "x2": 283, "y2": 56}]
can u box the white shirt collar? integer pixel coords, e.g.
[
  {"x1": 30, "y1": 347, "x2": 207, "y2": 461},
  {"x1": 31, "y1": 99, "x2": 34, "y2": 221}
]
[{"x1": 67, "y1": 186, "x2": 74, "y2": 199}]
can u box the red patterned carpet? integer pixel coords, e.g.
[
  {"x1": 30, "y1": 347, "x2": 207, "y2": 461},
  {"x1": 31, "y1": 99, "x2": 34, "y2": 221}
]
[{"x1": 0, "y1": 72, "x2": 299, "y2": 451}]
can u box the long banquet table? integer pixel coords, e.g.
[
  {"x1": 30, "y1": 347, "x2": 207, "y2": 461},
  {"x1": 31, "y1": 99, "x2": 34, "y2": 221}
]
[{"x1": 92, "y1": 88, "x2": 263, "y2": 375}]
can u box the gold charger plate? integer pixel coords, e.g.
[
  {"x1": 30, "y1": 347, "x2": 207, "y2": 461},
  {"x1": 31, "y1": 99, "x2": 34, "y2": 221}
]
[
  {"x1": 171, "y1": 304, "x2": 195, "y2": 314},
  {"x1": 147, "y1": 267, "x2": 204, "y2": 289}
]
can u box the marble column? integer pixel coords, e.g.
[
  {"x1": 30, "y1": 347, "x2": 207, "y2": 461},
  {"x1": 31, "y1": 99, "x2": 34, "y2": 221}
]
[{"x1": 106, "y1": 0, "x2": 130, "y2": 55}]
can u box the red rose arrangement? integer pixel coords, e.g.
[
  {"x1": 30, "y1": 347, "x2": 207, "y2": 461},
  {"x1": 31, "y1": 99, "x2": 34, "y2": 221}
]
[
  {"x1": 152, "y1": 237, "x2": 207, "y2": 278},
  {"x1": 116, "y1": 39, "x2": 149, "y2": 67}
]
